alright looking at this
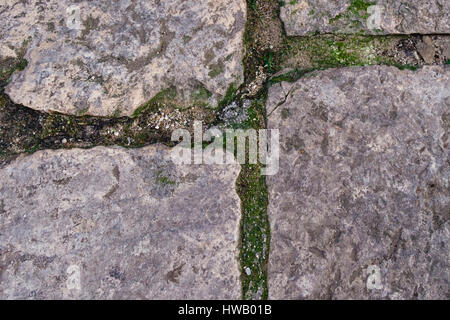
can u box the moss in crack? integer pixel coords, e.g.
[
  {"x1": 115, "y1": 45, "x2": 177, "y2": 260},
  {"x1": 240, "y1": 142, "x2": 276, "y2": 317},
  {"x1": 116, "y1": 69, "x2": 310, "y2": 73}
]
[
  {"x1": 131, "y1": 87, "x2": 178, "y2": 119},
  {"x1": 238, "y1": 162, "x2": 270, "y2": 300},
  {"x1": 280, "y1": 35, "x2": 391, "y2": 69},
  {"x1": 263, "y1": 51, "x2": 274, "y2": 73},
  {"x1": 0, "y1": 36, "x2": 31, "y2": 85},
  {"x1": 243, "y1": 0, "x2": 284, "y2": 83},
  {"x1": 274, "y1": 35, "x2": 428, "y2": 72},
  {"x1": 217, "y1": 83, "x2": 239, "y2": 112},
  {"x1": 234, "y1": 94, "x2": 270, "y2": 300},
  {"x1": 218, "y1": 54, "x2": 271, "y2": 298},
  {"x1": 232, "y1": 0, "x2": 282, "y2": 300},
  {"x1": 0, "y1": 57, "x2": 28, "y2": 84},
  {"x1": 242, "y1": 1, "x2": 422, "y2": 90},
  {"x1": 218, "y1": 3, "x2": 276, "y2": 296}
]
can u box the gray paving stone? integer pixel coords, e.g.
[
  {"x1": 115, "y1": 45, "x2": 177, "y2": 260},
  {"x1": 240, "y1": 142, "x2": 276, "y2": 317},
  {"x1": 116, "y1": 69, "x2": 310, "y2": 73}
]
[
  {"x1": 0, "y1": 145, "x2": 241, "y2": 299},
  {"x1": 267, "y1": 66, "x2": 450, "y2": 299}
]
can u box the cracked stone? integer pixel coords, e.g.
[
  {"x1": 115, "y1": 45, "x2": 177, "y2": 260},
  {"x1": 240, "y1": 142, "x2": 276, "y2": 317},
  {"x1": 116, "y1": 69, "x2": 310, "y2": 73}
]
[{"x1": 267, "y1": 65, "x2": 449, "y2": 299}]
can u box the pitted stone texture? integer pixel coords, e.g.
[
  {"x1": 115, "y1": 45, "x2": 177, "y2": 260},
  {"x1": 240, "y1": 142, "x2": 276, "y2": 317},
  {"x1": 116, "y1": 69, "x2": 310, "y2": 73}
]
[
  {"x1": 267, "y1": 66, "x2": 449, "y2": 299},
  {"x1": 0, "y1": 0, "x2": 246, "y2": 116},
  {"x1": 281, "y1": 0, "x2": 450, "y2": 36},
  {"x1": 0, "y1": 145, "x2": 241, "y2": 299}
]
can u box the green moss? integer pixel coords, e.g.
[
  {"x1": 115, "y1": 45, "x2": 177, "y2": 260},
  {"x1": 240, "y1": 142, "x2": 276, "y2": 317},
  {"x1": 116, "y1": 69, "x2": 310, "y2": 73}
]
[
  {"x1": 227, "y1": 93, "x2": 270, "y2": 300},
  {"x1": 329, "y1": 0, "x2": 375, "y2": 23},
  {"x1": 0, "y1": 58, "x2": 29, "y2": 83},
  {"x1": 238, "y1": 162, "x2": 270, "y2": 300},
  {"x1": 276, "y1": 35, "x2": 401, "y2": 70},
  {"x1": 156, "y1": 171, "x2": 176, "y2": 186},
  {"x1": 215, "y1": 3, "x2": 272, "y2": 295},
  {"x1": 217, "y1": 82, "x2": 239, "y2": 111},
  {"x1": 131, "y1": 87, "x2": 177, "y2": 118},
  {"x1": 263, "y1": 51, "x2": 274, "y2": 73},
  {"x1": 16, "y1": 58, "x2": 28, "y2": 71},
  {"x1": 25, "y1": 144, "x2": 39, "y2": 154},
  {"x1": 234, "y1": 0, "x2": 280, "y2": 300},
  {"x1": 347, "y1": 0, "x2": 375, "y2": 15}
]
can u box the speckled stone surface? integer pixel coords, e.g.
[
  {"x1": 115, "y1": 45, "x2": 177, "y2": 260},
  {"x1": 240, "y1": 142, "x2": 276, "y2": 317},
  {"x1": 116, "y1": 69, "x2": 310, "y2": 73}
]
[
  {"x1": 280, "y1": 0, "x2": 450, "y2": 36},
  {"x1": 1, "y1": 0, "x2": 246, "y2": 116},
  {"x1": 0, "y1": 145, "x2": 241, "y2": 299},
  {"x1": 267, "y1": 66, "x2": 449, "y2": 299}
]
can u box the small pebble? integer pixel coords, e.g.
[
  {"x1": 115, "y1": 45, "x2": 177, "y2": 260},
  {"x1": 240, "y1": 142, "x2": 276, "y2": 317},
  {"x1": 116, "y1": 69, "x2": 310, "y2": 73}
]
[{"x1": 245, "y1": 267, "x2": 251, "y2": 276}]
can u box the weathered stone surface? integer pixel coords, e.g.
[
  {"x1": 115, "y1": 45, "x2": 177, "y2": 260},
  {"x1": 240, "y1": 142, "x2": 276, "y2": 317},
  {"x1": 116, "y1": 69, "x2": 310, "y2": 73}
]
[
  {"x1": 267, "y1": 66, "x2": 449, "y2": 299},
  {"x1": 281, "y1": 0, "x2": 450, "y2": 36},
  {"x1": 0, "y1": 0, "x2": 246, "y2": 116},
  {"x1": 0, "y1": 145, "x2": 241, "y2": 299}
]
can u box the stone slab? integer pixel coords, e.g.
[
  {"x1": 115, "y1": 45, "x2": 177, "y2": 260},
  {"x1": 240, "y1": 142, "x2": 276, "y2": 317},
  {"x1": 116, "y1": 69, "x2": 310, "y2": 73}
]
[
  {"x1": 267, "y1": 65, "x2": 449, "y2": 299},
  {"x1": 0, "y1": 0, "x2": 246, "y2": 116},
  {"x1": 280, "y1": 0, "x2": 450, "y2": 36},
  {"x1": 0, "y1": 145, "x2": 241, "y2": 299}
]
